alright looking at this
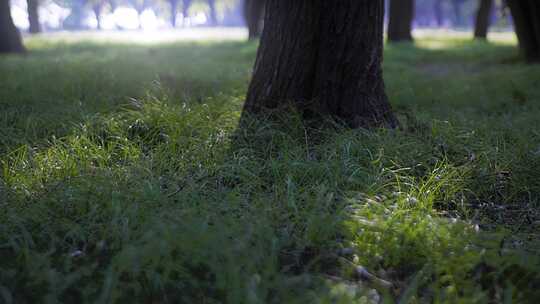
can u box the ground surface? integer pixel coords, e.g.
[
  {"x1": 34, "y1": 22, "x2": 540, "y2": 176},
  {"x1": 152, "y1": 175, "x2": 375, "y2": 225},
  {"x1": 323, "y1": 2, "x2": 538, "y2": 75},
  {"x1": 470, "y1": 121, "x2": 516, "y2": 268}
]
[{"x1": 1, "y1": 30, "x2": 539, "y2": 303}]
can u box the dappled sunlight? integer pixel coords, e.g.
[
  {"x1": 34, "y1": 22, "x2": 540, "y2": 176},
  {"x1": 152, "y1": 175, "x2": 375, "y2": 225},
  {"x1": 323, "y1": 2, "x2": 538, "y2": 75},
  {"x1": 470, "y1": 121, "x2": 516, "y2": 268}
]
[
  {"x1": 412, "y1": 29, "x2": 517, "y2": 49},
  {"x1": 23, "y1": 28, "x2": 248, "y2": 44}
]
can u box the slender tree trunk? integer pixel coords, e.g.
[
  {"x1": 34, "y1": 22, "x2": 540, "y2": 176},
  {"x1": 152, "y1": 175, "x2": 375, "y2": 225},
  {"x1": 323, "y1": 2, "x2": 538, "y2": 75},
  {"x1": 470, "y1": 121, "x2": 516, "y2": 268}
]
[
  {"x1": 507, "y1": 0, "x2": 540, "y2": 62},
  {"x1": 434, "y1": 0, "x2": 444, "y2": 27},
  {"x1": 27, "y1": 0, "x2": 41, "y2": 34},
  {"x1": 170, "y1": 0, "x2": 178, "y2": 27},
  {"x1": 136, "y1": 8, "x2": 143, "y2": 29},
  {"x1": 451, "y1": 0, "x2": 464, "y2": 27},
  {"x1": 474, "y1": 0, "x2": 493, "y2": 39},
  {"x1": 388, "y1": 0, "x2": 415, "y2": 42},
  {"x1": 182, "y1": 0, "x2": 192, "y2": 27},
  {"x1": 208, "y1": 0, "x2": 218, "y2": 26},
  {"x1": 243, "y1": 0, "x2": 397, "y2": 128},
  {"x1": 244, "y1": 0, "x2": 264, "y2": 40},
  {"x1": 93, "y1": 4, "x2": 103, "y2": 30},
  {"x1": 0, "y1": 0, "x2": 25, "y2": 53}
]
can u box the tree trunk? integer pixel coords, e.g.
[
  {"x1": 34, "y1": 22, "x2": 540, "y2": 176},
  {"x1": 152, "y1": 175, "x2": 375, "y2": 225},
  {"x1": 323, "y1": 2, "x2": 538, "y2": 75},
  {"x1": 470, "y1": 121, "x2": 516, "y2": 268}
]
[
  {"x1": 451, "y1": 0, "x2": 464, "y2": 27},
  {"x1": 474, "y1": 0, "x2": 493, "y2": 39},
  {"x1": 434, "y1": 0, "x2": 444, "y2": 27},
  {"x1": 136, "y1": 8, "x2": 144, "y2": 29},
  {"x1": 208, "y1": 0, "x2": 218, "y2": 26},
  {"x1": 93, "y1": 4, "x2": 103, "y2": 30},
  {"x1": 0, "y1": 0, "x2": 25, "y2": 53},
  {"x1": 170, "y1": 0, "x2": 178, "y2": 27},
  {"x1": 182, "y1": 0, "x2": 192, "y2": 27},
  {"x1": 27, "y1": 0, "x2": 40, "y2": 34},
  {"x1": 243, "y1": 0, "x2": 397, "y2": 129},
  {"x1": 244, "y1": 0, "x2": 264, "y2": 40},
  {"x1": 388, "y1": 0, "x2": 414, "y2": 42},
  {"x1": 507, "y1": 0, "x2": 540, "y2": 62}
]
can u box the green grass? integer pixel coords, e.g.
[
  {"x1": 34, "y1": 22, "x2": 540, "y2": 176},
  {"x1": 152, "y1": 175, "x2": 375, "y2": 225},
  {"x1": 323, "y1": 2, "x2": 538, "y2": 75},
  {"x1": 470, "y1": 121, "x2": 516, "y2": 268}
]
[{"x1": 1, "y1": 31, "x2": 539, "y2": 303}]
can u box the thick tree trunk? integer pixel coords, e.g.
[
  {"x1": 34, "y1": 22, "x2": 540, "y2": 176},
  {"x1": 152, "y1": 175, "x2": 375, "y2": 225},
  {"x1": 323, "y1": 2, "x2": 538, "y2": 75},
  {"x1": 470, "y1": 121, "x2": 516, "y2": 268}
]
[
  {"x1": 434, "y1": 0, "x2": 444, "y2": 27},
  {"x1": 388, "y1": 0, "x2": 415, "y2": 42},
  {"x1": 27, "y1": 0, "x2": 40, "y2": 34},
  {"x1": 170, "y1": 0, "x2": 178, "y2": 27},
  {"x1": 243, "y1": 0, "x2": 397, "y2": 128},
  {"x1": 208, "y1": 0, "x2": 218, "y2": 26},
  {"x1": 474, "y1": 0, "x2": 493, "y2": 39},
  {"x1": 0, "y1": 0, "x2": 25, "y2": 53},
  {"x1": 244, "y1": 0, "x2": 264, "y2": 40},
  {"x1": 507, "y1": 0, "x2": 540, "y2": 62}
]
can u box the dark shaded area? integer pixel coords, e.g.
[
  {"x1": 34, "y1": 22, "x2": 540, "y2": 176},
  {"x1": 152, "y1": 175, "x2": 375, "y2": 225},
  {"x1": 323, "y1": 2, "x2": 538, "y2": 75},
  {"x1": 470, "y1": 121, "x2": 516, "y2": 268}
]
[
  {"x1": 388, "y1": 0, "x2": 415, "y2": 42},
  {"x1": 0, "y1": 0, "x2": 25, "y2": 53},
  {"x1": 507, "y1": 0, "x2": 540, "y2": 62},
  {"x1": 243, "y1": 0, "x2": 265, "y2": 40},
  {"x1": 474, "y1": 0, "x2": 493, "y2": 39},
  {"x1": 244, "y1": 0, "x2": 397, "y2": 129}
]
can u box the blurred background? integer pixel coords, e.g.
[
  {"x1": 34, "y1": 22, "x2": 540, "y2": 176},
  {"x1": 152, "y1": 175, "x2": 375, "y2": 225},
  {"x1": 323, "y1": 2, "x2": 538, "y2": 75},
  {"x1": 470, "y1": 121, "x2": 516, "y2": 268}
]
[{"x1": 8, "y1": 0, "x2": 513, "y2": 35}]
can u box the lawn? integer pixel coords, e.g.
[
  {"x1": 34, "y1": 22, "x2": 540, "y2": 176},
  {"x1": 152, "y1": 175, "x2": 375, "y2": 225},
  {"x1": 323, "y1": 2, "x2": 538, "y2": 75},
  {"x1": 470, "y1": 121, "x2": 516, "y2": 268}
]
[{"x1": 1, "y1": 30, "x2": 539, "y2": 303}]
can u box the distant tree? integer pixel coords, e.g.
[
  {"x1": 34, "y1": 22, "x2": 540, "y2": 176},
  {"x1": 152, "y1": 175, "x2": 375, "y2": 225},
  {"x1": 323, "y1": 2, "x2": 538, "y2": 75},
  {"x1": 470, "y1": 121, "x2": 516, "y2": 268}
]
[
  {"x1": 474, "y1": 0, "x2": 493, "y2": 39},
  {"x1": 450, "y1": 0, "x2": 465, "y2": 27},
  {"x1": 181, "y1": 0, "x2": 192, "y2": 26},
  {"x1": 243, "y1": 0, "x2": 397, "y2": 129},
  {"x1": 434, "y1": 0, "x2": 444, "y2": 26},
  {"x1": 61, "y1": 0, "x2": 87, "y2": 30},
  {"x1": 388, "y1": 0, "x2": 415, "y2": 42},
  {"x1": 27, "y1": 0, "x2": 41, "y2": 33},
  {"x1": 169, "y1": 0, "x2": 179, "y2": 27},
  {"x1": 243, "y1": 0, "x2": 264, "y2": 40},
  {"x1": 506, "y1": 0, "x2": 540, "y2": 62},
  {"x1": 207, "y1": 0, "x2": 217, "y2": 25},
  {"x1": 0, "y1": 0, "x2": 26, "y2": 53},
  {"x1": 90, "y1": 0, "x2": 106, "y2": 30}
]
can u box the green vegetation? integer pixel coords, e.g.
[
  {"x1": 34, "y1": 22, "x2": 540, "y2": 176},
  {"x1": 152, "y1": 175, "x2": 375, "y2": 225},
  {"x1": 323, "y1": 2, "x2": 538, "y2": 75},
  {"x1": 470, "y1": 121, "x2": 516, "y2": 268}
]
[{"x1": 1, "y1": 32, "x2": 539, "y2": 303}]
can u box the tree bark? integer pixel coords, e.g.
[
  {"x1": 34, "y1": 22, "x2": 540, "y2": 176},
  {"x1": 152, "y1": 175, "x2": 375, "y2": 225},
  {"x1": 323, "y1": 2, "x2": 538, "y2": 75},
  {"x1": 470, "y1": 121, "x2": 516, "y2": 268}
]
[
  {"x1": 388, "y1": 0, "x2": 415, "y2": 42},
  {"x1": 27, "y1": 0, "x2": 41, "y2": 34},
  {"x1": 474, "y1": 0, "x2": 493, "y2": 39},
  {"x1": 507, "y1": 0, "x2": 540, "y2": 62},
  {"x1": 244, "y1": 0, "x2": 264, "y2": 40},
  {"x1": 243, "y1": 0, "x2": 397, "y2": 129},
  {"x1": 0, "y1": 0, "x2": 25, "y2": 53}
]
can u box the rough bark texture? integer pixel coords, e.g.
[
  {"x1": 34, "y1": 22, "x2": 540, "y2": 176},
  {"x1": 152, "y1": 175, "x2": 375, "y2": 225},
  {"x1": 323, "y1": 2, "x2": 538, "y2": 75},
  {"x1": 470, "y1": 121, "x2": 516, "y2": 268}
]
[
  {"x1": 243, "y1": 0, "x2": 397, "y2": 128},
  {"x1": 507, "y1": 0, "x2": 540, "y2": 62},
  {"x1": 244, "y1": 0, "x2": 264, "y2": 40},
  {"x1": 474, "y1": 0, "x2": 493, "y2": 39},
  {"x1": 27, "y1": 0, "x2": 41, "y2": 34},
  {"x1": 0, "y1": 0, "x2": 25, "y2": 53},
  {"x1": 388, "y1": 0, "x2": 415, "y2": 42}
]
